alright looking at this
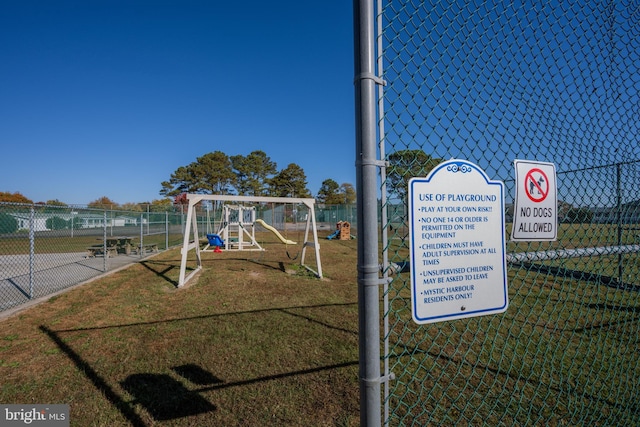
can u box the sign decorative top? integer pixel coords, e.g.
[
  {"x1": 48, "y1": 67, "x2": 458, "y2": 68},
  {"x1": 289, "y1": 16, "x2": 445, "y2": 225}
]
[{"x1": 408, "y1": 159, "x2": 508, "y2": 324}]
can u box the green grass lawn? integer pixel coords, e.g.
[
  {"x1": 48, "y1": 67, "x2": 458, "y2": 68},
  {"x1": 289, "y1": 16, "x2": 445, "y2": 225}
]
[
  {"x1": 1, "y1": 227, "x2": 639, "y2": 426},
  {"x1": 0, "y1": 236, "x2": 361, "y2": 426},
  {"x1": 0, "y1": 233, "x2": 182, "y2": 255}
]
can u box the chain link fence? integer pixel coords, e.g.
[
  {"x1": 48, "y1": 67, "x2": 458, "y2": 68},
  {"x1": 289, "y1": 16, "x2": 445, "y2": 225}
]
[
  {"x1": 0, "y1": 202, "x2": 354, "y2": 314},
  {"x1": 189, "y1": 201, "x2": 357, "y2": 238},
  {"x1": 0, "y1": 203, "x2": 185, "y2": 313},
  {"x1": 355, "y1": 1, "x2": 640, "y2": 425}
]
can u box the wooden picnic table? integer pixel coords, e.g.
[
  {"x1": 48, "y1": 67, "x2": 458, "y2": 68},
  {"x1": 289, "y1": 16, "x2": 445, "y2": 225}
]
[
  {"x1": 86, "y1": 236, "x2": 136, "y2": 258},
  {"x1": 106, "y1": 236, "x2": 135, "y2": 255},
  {"x1": 86, "y1": 237, "x2": 160, "y2": 257},
  {"x1": 97, "y1": 236, "x2": 134, "y2": 255}
]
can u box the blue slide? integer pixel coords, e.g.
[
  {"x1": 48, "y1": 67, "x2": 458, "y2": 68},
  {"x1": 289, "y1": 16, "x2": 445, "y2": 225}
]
[{"x1": 326, "y1": 229, "x2": 340, "y2": 240}]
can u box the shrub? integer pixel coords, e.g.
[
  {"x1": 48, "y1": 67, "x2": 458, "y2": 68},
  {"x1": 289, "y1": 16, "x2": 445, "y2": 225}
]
[
  {"x1": 46, "y1": 216, "x2": 68, "y2": 230},
  {"x1": 0, "y1": 212, "x2": 18, "y2": 234}
]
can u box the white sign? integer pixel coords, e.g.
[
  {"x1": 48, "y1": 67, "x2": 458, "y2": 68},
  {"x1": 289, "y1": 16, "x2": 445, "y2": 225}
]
[
  {"x1": 511, "y1": 160, "x2": 557, "y2": 241},
  {"x1": 408, "y1": 159, "x2": 508, "y2": 324}
]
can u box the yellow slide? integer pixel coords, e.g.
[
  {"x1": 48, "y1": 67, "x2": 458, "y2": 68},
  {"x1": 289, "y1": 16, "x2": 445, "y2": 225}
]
[{"x1": 255, "y1": 219, "x2": 297, "y2": 245}]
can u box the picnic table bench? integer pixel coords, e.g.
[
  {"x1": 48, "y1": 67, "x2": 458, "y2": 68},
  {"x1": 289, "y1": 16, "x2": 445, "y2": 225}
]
[
  {"x1": 136, "y1": 243, "x2": 159, "y2": 255},
  {"x1": 106, "y1": 236, "x2": 135, "y2": 255},
  {"x1": 86, "y1": 236, "x2": 135, "y2": 258},
  {"x1": 86, "y1": 245, "x2": 118, "y2": 258}
]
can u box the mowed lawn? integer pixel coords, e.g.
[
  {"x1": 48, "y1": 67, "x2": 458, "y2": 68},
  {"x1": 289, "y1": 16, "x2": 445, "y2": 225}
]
[{"x1": 0, "y1": 234, "x2": 361, "y2": 426}]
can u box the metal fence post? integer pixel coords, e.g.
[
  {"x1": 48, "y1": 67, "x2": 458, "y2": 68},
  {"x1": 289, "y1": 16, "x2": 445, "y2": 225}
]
[
  {"x1": 140, "y1": 213, "x2": 144, "y2": 258},
  {"x1": 29, "y1": 205, "x2": 35, "y2": 299},
  {"x1": 354, "y1": 0, "x2": 382, "y2": 425},
  {"x1": 165, "y1": 211, "x2": 169, "y2": 250},
  {"x1": 103, "y1": 211, "x2": 107, "y2": 272}
]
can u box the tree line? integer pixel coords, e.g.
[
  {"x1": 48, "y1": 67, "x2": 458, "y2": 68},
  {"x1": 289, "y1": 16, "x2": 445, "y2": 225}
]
[
  {"x1": 0, "y1": 149, "x2": 357, "y2": 208},
  {"x1": 159, "y1": 150, "x2": 356, "y2": 204},
  {"x1": 0, "y1": 192, "x2": 173, "y2": 212},
  {"x1": 1, "y1": 149, "x2": 597, "y2": 216},
  {"x1": 0, "y1": 148, "x2": 441, "y2": 208}
]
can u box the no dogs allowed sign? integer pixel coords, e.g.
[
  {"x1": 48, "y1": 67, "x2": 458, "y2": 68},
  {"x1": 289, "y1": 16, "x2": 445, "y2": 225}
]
[{"x1": 511, "y1": 160, "x2": 557, "y2": 241}]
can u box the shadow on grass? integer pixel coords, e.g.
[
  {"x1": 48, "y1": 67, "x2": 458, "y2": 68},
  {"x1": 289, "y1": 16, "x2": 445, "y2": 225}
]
[
  {"x1": 40, "y1": 326, "x2": 221, "y2": 423},
  {"x1": 192, "y1": 360, "x2": 358, "y2": 394},
  {"x1": 172, "y1": 363, "x2": 225, "y2": 386},
  {"x1": 206, "y1": 256, "x2": 289, "y2": 273},
  {"x1": 138, "y1": 259, "x2": 182, "y2": 287},
  {"x1": 120, "y1": 373, "x2": 216, "y2": 421},
  {"x1": 49, "y1": 302, "x2": 359, "y2": 336},
  {"x1": 514, "y1": 261, "x2": 640, "y2": 292},
  {"x1": 39, "y1": 325, "x2": 148, "y2": 427},
  {"x1": 138, "y1": 256, "x2": 296, "y2": 288},
  {"x1": 38, "y1": 302, "x2": 359, "y2": 425}
]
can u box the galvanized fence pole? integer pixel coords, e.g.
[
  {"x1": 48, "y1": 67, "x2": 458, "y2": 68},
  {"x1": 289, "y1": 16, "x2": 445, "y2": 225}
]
[
  {"x1": 140, "y1": 213, "x2": 144, "y2": 258},
  {"x1": 29, "y1": 205, "x2": 35, "y2": 298},
  {"x1": 103, "y1": 211, "x2": 107, "y2": 272},
  {"x1": 354, "y1": 0, "x2": 382, "y2": 425}
]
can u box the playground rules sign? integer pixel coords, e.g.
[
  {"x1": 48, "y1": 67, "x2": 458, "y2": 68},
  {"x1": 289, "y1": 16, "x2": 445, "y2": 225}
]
[
  {"x1": 408, "y1": 159, "x2": 508, "y2": 324},
  {"x1": 511, "y1": 160, "x2": 557, "y2": 241}
]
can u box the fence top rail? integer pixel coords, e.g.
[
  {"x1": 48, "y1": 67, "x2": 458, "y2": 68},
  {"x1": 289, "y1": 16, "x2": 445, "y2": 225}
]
[{"x1": 186, "y1": 194, "x2": 316, "y2": 208}]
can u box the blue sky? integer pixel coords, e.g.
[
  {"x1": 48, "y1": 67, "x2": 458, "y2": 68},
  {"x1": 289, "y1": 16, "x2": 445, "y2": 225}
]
[
  {"x1": 381, "y1": 1, "x2": 640, "y2": 207},
  {"x1": 0, "y1": 1, "x2": 354, "y2": 205}
]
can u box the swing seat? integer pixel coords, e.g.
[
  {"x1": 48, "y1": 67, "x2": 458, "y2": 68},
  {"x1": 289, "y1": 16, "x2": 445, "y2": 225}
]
[{"x1": 206, "y1": 234, "x2": 224, "y2": 247}]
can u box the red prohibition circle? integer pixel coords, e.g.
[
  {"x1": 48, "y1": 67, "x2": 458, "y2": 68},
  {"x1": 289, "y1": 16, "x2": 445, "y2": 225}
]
[{"x1": 524, "y1": 168, "x2": 549, "y2": 202}]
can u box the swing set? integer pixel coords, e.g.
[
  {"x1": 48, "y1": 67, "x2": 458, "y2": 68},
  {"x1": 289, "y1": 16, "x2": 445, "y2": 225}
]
[
  {"x1": 178, "y1": 194, "x2": 323, "y2": 287},
  {"x1": 202, "y1": 204, "x2": 265, "y2": 252}
]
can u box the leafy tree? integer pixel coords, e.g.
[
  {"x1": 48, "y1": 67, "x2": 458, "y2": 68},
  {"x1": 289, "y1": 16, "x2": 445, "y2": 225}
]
[
  {"x1": 160, "y1": 151, "x2": 236, "y2": 197},
  {"x1": 160, "y1": 165, "x2": 194, "y2": 197},
  {"x1": 120, "y1": 202, "x2": 144, "y2": 212},
  {"x1": 0, "y1": 212, "x2": 18, "y2": 234},
  {"x1": 173, "y1": 193, "x2": 188, "y2": 205},
  {"x1": 268, "y1": 163, "x2": 311, "y2": 198},
  {"x1": 317, "y1": 180, "x2": 356, "y2": 204},
  {"x1": 88, "y1": 197, "x2": 118, "y2": 209},
  {"x1": 387, "y1": 150, "x2": 443, "y2": 201},
  {"x1": 0, "y1": 192, "x2": 32, "y2": 204},
  {"x1": 46, "y1": 216, "x2": 68, "y2": 230},
  {"x1": 69, "y1": 215, "x2": 83, "y2": 230},
  {"x1": 339, "y1": 183, "x2": 356, "y2": 204},
  {"x1": 317, "y1": 179, "x2": 340, "y2": 204},
  {"x1": 150, "y1": 198, "x2": 174, "y2": 211},
  {"x1": 195, "y1": 152, "x2": 237, "y2": 194},
  {"x1": 231, "y1": 150, "x2": 277, "y2": 196},
  {"x1": 36, "y1": 199, "x2": 69, "y2": 213}
]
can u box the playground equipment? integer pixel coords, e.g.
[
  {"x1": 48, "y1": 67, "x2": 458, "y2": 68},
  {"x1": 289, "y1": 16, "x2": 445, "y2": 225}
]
[
  {"x1": 327, "y1": 221, "x2": 352, "y2": 240},
  {"x1": 179, "y1": 194, "x2": 323, "y2": 287},
  {"x1": 216, "y1": 205, "x2": 263, "y2": 251},
  {"x1": 202, "y1": 207, "x2": 297, "y2": 252},
  {"x1": 255, "y1": 219, "x2": 296, "y2": 245},
  {"x1": 204, "y1": 233, "x2": 224, "y2": 253}
]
